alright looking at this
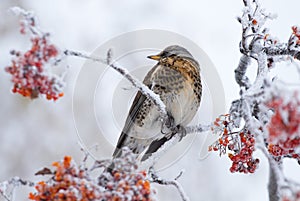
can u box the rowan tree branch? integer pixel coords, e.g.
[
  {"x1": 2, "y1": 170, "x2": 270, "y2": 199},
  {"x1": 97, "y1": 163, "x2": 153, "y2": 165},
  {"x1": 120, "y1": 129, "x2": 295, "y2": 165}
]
[
  {"x1": 264, "y1": 46, "x2": 300, "y2": 60},
  {"x1": 268, "y1": 160, "x2": 280, "y2": 201},
  {"x1": 149, "y1": 167, "x2": 189, "y2": 201},
  {"x1": 64, "y1": 49, "x2": 168, "y2": 121},
  {"x1": 0, "y1": 177, "x2": 35, "y2": 201},
  {"x1": 235, "y1": 55, "x2": 251, "y2": 89}
]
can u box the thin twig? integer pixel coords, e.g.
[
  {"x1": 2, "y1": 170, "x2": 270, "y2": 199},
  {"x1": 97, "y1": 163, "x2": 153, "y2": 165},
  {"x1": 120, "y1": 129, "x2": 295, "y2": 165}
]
[
  {"x1": 185, "y1": 124, "x2": 210, "y2": 134},
  {"x1": 149, "y1": 167, "x2": 190, "y2": 201},
  {"x1": 174, "y1": 170, "x2": 185, "y2": 181},
  {"x1": 0, "y1": 177, "x2": 35, "y2": 201}
]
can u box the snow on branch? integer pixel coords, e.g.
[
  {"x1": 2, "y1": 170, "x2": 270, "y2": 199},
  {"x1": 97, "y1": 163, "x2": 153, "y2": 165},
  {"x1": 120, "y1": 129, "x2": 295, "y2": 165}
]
[
  {"x1": 149, "y1": 167, "x2": 189, "y2": 201},
  {"x1": 263, "y1": 26, "x2": 300, "y2": 61},
  {"x1": 0, "y1": 177, "x2": 34, "y2": 201},
  {"x1": 235, "y1": 55, "x2": 251, "y2": 89},
  {"x1": 0, "y1": 149, "x2": 155, "y2": 201},
  {"x1": 185, "y1": 124, "x2": 210, "y2": 134},
  {"x1": 64, "y1": 49, "x2": 168, "y2": 120}
]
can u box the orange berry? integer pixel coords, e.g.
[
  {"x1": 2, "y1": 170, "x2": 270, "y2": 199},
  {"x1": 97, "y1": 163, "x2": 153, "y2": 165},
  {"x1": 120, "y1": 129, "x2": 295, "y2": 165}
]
[
  {"x1": 63, "y1": 156, "x2": 72, "y2": 168},
  {"x1": 52, "y1": 161, "x2": 60, "y2": 168},
  {"x1": 28, "y1": 192, "x2": 35, "y2": 200},
  {"x1": 214, "y1": 121, "x2": 220, "y2": 127},
  {"x1": 143, "y1": 180, "x2": 150, "y2": 191}
]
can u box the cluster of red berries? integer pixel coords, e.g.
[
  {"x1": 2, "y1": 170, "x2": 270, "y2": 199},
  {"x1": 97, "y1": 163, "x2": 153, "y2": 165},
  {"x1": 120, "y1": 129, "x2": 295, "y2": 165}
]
[
  {"x1": 209, "y1": 115, "x2": 259, "y2": 173},
  {"x1": 29, "y1": 153, "x2": 154, "y2": 201},
  {"x1": 227, "y1": 131, "x2": 259, "y2": 173},
  {"x1": 292, "y1": 26, "x2": 300, "y2": 45},
  {"x1": 5, "y1": 9, "x2": 64, "y2": 101},
  {"x1": 266, "y1": 95, "x2": 300, "y2": 162}
]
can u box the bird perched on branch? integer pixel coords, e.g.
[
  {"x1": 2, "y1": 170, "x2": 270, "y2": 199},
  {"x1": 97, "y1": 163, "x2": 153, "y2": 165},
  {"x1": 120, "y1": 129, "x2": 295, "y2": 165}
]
[{"x1": 112, "y1": 45, "x2": 202, "y2": 165}]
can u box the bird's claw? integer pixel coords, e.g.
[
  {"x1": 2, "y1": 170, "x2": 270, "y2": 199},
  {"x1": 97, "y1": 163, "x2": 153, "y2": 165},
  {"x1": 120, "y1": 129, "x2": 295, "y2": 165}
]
[
  {"x1": 173, "y1": 125, "x2": 186, "y2": 142},
  {"x1": 161, "y1": 113, "x2": 186, "y2": 141},
  {"x1": 161, "y1": 113, "x2": 175, "y2": 135}
]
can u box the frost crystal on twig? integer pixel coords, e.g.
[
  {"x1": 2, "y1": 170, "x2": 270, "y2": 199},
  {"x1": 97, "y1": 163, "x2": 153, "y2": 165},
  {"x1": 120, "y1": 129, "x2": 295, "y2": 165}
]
[{"x1": 149, "y1": 167, "x2": 189, "y2": 201}]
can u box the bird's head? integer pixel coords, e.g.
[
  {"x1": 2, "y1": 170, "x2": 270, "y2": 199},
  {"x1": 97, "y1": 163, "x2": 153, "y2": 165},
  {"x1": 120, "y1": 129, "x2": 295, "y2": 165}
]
[
  {"x1": 147, "y1": 45, "x2": 199, "y2": 71},
  {"x1": 147, "y1": 45, "x2": 194, "y2": 62}
]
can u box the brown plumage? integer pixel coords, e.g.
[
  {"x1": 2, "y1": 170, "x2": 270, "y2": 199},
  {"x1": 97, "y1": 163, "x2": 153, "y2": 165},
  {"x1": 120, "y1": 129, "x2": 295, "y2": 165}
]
[{"x1": 112, "y1": 45, "x2": 202, "y2": 163}]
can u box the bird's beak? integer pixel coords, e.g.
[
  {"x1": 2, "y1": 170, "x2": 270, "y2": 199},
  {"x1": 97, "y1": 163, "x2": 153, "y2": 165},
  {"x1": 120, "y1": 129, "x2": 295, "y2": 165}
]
[{"x1": 147, "y1": 55, "x2": 161, "y2": 61}]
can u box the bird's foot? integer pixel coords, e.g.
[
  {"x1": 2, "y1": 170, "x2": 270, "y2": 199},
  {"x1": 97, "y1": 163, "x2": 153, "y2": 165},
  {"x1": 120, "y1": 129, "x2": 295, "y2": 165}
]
[
  {"x1": 173, "y1": 125, "x2": 186, "y2": 142},
  {"x1": 161, "y1": 114, "x2": 186, "y2": 141},
  {"x1": 161, "y1": 113, "x2": 175, "y2": 135}
]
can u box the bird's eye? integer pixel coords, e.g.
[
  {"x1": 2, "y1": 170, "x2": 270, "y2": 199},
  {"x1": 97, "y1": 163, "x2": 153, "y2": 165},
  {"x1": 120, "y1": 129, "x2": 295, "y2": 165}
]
[{"x1": 160, "y1": 52, "x2": 166, "y2": 57}]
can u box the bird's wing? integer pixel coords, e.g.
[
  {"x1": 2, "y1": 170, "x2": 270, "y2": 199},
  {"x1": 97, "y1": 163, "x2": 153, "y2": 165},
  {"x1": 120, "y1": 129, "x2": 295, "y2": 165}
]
[
  {"x1": 112, "y1": 90, "x2": 147, "y2": 158},
  {"x1": 112, "y1": 64, "x2": 162, "y2": 158}
]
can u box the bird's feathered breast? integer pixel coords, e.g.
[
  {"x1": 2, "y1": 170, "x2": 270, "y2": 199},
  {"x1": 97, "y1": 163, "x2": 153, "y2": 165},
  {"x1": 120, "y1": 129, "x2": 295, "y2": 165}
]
[{"x1": 159, "y1": 56, "x2": 202, "y2": 102}]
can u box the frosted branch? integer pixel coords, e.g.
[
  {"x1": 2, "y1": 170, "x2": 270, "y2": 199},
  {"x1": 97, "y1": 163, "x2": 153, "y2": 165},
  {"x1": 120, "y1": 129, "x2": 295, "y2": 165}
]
[
  {"x1": 264, "y1": 46, "x2": 300, "y2": 61},
  {"x1": 64, "y1": 49, "x2": 168, "y2": 120},
  {"x1": 149, "y1": 167, "x2": 189, "y2": 201},
  {"x1": 268, "y1": 159, "x2": 281, "y2": 201},
  {"x1": 0, "y1": 177, "x2": 35, "y2": 201},
  {"x1": 235, "y1": 55, "x2": 252, "y2": 88},
  {"x1": 9, "y1": 7, "x2": 42, "y2": 36},
  {"x1": 185, "y1": 124, "x2": 210, "y2": 134}
]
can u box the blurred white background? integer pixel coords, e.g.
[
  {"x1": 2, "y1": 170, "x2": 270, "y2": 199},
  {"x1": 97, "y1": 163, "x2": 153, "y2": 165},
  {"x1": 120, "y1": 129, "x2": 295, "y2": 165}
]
[{"x1": 1, "y1": 0, "x2": 300, "y2": 200}]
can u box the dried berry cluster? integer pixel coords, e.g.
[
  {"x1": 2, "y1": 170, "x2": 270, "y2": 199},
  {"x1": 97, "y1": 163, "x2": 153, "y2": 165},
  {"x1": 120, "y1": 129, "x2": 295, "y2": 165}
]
[
  {"x1": 5, "y1": 8, "x2": 65, "y2": 101},
  {"x1": 29, "y1": 156, "x2": 101, "y2": 201},
  {"x1": 209, "y1": 115, "x2": 259, "y2": 173},
  {"x1": 266, "y1": 94, "x2": 300, "y2": 162},
  {"x1": 98, "y1": 170, "x2": 152, "y2": 201},
  {"x1": 98, "y1": 148, "x2": 154, "y2": 201},
  {"x1": 29, "y1": 150, "x2": 154, "y2": 201}
]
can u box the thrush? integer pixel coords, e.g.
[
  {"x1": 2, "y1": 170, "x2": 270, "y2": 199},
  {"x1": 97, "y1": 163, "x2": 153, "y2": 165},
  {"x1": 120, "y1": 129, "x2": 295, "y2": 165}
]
[{"x1": 112, "y1": 45, "x2": 202, "y2": 164}]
